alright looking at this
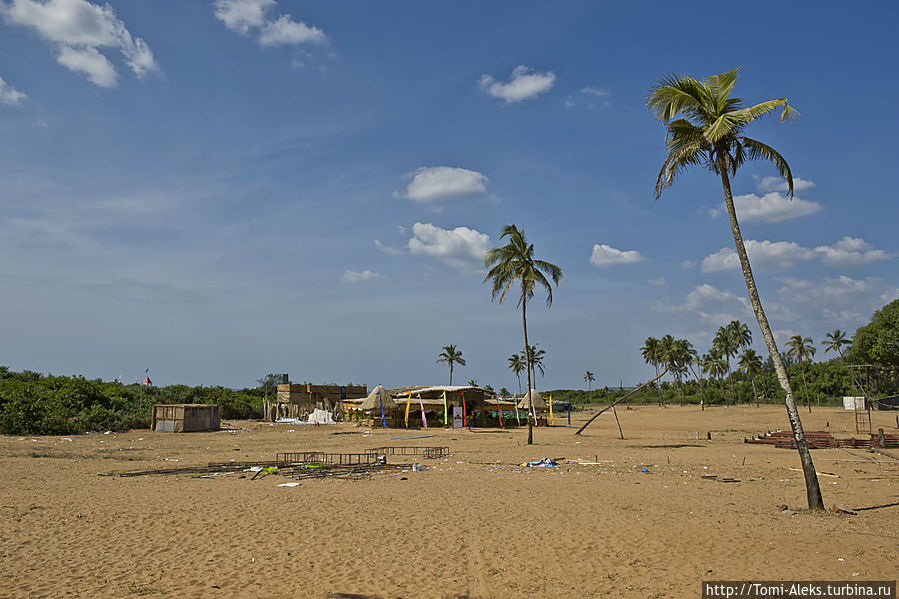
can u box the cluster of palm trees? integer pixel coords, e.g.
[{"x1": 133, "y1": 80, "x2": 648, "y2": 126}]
[
  {"x1": 640, "y1": 335, "x2": 697, "y2": 406},
  {"x1": 506, "y1": 345, "x2": 546, "y2": 396},
  {"x1": 640, "y1": 324, "x2": 856, "y2": 414}
]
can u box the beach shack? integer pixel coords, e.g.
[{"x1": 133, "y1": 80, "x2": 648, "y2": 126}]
[
  {"x1": 266, "y1": 383, "x2": 367, "y2": 422},
  {"x1": 152, "y1": 404, "x2": 221, "y2": 432},
  {"x1": 344, "y1": 385, "x2": 495, "y2": 428}
]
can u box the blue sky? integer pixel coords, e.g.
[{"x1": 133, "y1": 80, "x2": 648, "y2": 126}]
[{"x1": 1, "y1": 0, "x2": 897, "y2": 391}]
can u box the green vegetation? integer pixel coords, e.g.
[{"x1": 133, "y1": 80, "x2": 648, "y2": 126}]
[
  {"x1": 0, "y1": 367, "x2": 264, "y2": 435},
  {"x1": 849, "y1": 299, "x2": 899, "y2": 370}
]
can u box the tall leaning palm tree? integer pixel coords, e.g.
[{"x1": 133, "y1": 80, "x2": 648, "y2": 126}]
[
  {"x1": 786, "y1": 335, "x2": 816, "y2": 413},
  {"x1": 647, "y1": 67, "x2": 823, "y2": 509},
  {"x1": 484, "y1": 225, "x2": 562, "y2": 445},
  {"x1": 436, "y1": 344, "x2": 465, "y2": 385}
]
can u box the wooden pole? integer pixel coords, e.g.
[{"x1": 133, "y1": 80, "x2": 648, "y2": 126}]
[
  {"x1": 575, "y1": 367, "x2": 668, "y2": 436},
  {"x1": 610, "y1": 402, "x2": 624, "y2": 439}
]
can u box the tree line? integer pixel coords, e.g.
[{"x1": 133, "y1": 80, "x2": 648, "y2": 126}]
[{"x1": 0, "y1": 367, "x2": 265, "y2": 435}]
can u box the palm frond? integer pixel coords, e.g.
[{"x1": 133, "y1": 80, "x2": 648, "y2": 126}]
[
  {"x1": 647, "y1": 74, "x2": 712, "y2": 122},
  {"x1": 706, "y1": 67, "x2": 740, "y2": 112},
  {"x1": 746, "y1": 98, "x2": 788, "y2": 121},
  {"x1": 780, "y1": 103, "x2": 800, "y2": 122},
  {"x1": 742, "y1": 137, "x2": 794, "y2": 197},
  {"x1": 654, "y1": 141, "x2": 708, "y2": 199}
]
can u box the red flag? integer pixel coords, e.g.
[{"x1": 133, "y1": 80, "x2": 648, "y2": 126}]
[{"x1": 142, "y1": 376, "x2": 152, "y2": 385}]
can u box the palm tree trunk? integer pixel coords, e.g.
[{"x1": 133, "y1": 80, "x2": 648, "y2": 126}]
[
  {"x1": 449, "y1": 364, "x2": 453, "y2": 386},
  {"x1": 752, "y1": 377, "x2": 759, "y2": 407},
  {"x1": 719, "y1": 166, "x2": 823, "y2": 510},
  {"x1": 521, "y1": 282, "x2": 533, "y2": 445},
  {"x1": 654, "y1": 364, "x2": 662, "y2": 405},
  {"x1": 800, "y1": 366, "x2": 811, "y2": 413}
]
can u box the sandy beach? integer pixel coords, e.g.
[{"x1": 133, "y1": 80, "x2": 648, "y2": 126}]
[{"x1": 1, "y1": 405, "x2": 896, "y2": 598}]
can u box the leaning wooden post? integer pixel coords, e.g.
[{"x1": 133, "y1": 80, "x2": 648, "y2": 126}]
[
  {"x1": 610, "y1": 402, "x2": 624, "y2": 439},
  {"x1": 575, "y1": 367, "x2": 669, "y2": 436}
]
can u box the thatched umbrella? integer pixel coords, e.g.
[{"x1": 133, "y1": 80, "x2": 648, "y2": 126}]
[
  {"x1": 360, "y1": 385, "x2": 397, "y2": 411},
  {"x1": 517, "y1": 389, "x2": 547, "y2": 410}
]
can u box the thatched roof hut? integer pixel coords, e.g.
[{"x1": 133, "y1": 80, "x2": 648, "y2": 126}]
[
  {"x1": 360, "y1": 385, "x2": 397, "y2": 410},
  {"x1": 517, "y1": 389, "x2": 547, "y2": 410}
]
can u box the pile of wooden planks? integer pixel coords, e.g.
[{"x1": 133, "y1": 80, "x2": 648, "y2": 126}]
[{"x1": 745, "y1": 430, "x2": 899, "y2": 449}]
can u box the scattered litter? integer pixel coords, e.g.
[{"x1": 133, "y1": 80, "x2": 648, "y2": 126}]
[
  {"x1": 287, "y1": 429, "x2": 295, "y2": 433},
  {"x1": 263, "y1": 466, "x2": 279, "y2": 474},
  {"x1": 522, "y1": 458, "x2": 558, "y2": 468},
  {"x1": 104, "y1": 431, "x2": 112, "y2": 435},
  {"x1": 640, "y1": 467, "x2": 651, "y2": 473},
  {"x1": 391, "y1": 435, "x2": 436, "y2": 440},
  {"x1": 412, "y1": 464, "x2": 427, "y2": 471},
  {"x1": 789, "y1": 467, "x2": 838, "y2": 478},
  {"x1": 277, "y1": 482, "x2": 301, "y2": 487},
  {"x1": 62, "y1": 438, "x2": 72, "y2": 442}
]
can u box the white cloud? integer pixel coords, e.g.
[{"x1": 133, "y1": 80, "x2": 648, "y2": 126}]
[
  {"x1": 56, "y1": 45, "x2": 116, "y2": 87},
  {"x1": 3, "y1": 0, "x2": 158, "y2": 87},
  {"x1": 259, "y1": 15, "x2": 325, "y2": 45},
  {"x1": 589, "y1": 244, "x2": 646, "y2": 267},
  {"x1": 213, "y1": 0, "x2": 272, "y2": 34},
  {"x1": 0, "y1": 74, "x2": 26, "y2": 104},
  {"x1": 681, "y1": 259, "x2": 697, "y2": 270},
  {"x1": 702, "y1": 237, "x2": 893, "y2": 273},
  {"x1": 728, "y1": 191, "x2": 822, "y2": 223},
  {"x1": 756, "y1": 176, "x2": 816, "y2": 193},
  {"x1": 213, "y1": 0, "x2": 326, "y2": 46},
  {"x1": 407, "y1": 222, "x2": 490, "y2": 272},
  {"x1": 374, "y1": 240, "x2": 403, "y2": 255},
  {"x1": 646, "y1": 277, "x2": 666, "y2": 286},
  {"x1": 701, "y1": 240, "x2": 816, "y2": 273},
  {"x1": 564, "y1": 86, "x2": 611, "y2": 111},
  {"x1": 479, "y1": 65, "x2": 555, "y2": 104},
  {"x1": 774, "y1": 275, "x2": 899, "y2": 330},
  {"x1": 652, "y1": 283, "x2": 752, "y2": 326},
  {"x1": 708, "y1": 177, "x2": 821, "y2": 223},
  {"x1": 395, "y1": 166, "x2": 489, "y2": 205},
  {"x1": 814, "y1": 236, "x2": 893, "y2": 268},
  {"x1": 341, "y1": 269, "x2": 385, "y2": 283}
]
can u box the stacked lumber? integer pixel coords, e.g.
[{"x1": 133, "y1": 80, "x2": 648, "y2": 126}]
[
  {"x1": 745, "y1": 430, "x2": 837, "y2": 449},
  {"x1": 745, "y1": 430, "x2": 899, "y2": 449}
]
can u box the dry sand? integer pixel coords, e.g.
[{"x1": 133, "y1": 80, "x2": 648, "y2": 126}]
[{"x1": 1, "y1": 405, "x2": 897, "y2": 598}]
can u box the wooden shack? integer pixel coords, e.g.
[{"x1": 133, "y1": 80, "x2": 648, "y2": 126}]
[
  {"x1": 265, "y1": 383, "x2": 367, "y2": 421},
  {"x1": 152, "y1": 404, "x2": 221, "y2": 432}
]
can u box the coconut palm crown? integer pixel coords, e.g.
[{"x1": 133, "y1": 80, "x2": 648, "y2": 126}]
[
  {"x1": 436, "y1": 344, "x2": 466, "y2": 385},
  {"x1": 648, "y1": 67, "x2": 798, "y2": 200},
  {"x1": 647, "y1": 67, "x2": 823, "y2": 510}
]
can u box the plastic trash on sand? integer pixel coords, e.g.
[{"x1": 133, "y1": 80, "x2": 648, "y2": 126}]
[
  {"x1": 640, "y1": 467, "x2": 650, "y2": 473},
  {"x1": 522, "y1": 458, "x2": 558, "y2": 468},
  {"x1": 277, "y1": 482, "x2": 300, "y2": 487},
  {"x1": 412, "y1": 463, "x2": 427, "y2": 471}
]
